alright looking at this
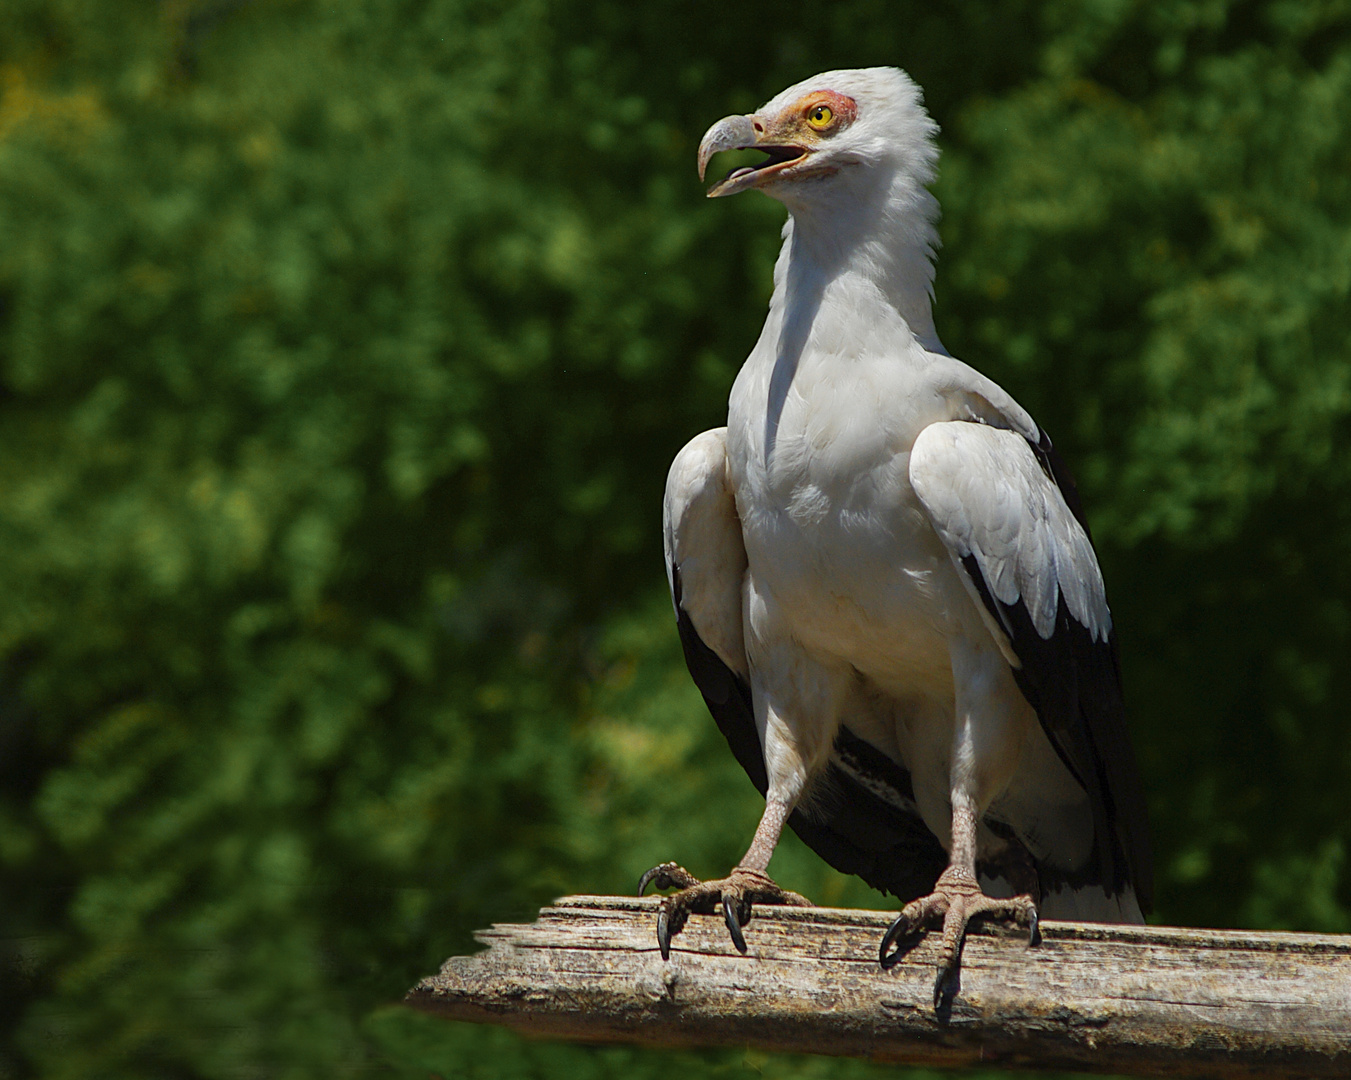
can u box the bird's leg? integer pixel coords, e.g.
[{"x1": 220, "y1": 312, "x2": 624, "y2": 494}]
[
  {"x1": 638, "y1": 796, "x2": 811, "y2": 959},
  {"x1": 879, "y1": 793, "x2": 1039, "y2": 1007}
]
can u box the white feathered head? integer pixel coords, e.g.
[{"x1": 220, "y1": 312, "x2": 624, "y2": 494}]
[{"x1": 697, "y1": 68, "x2": 939, "y2": 207}]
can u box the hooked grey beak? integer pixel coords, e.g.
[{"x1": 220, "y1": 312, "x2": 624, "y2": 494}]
[
  {"x1": 696, "y1": 113, "x2": 809, "y2": 198},
  {"x1": 698, "y1": 114, "x2": 758, "y2": 182}
]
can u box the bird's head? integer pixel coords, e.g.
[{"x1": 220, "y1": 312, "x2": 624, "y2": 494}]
[{"x1": 698, "y1": 68, "x2": 938, "y2": 209}]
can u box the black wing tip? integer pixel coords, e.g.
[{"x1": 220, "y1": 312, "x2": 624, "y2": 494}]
[{"x1": 671, "y1": 562, "x2": 767, "y2": 795}]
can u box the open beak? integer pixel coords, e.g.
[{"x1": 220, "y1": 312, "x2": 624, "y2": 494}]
[{"x1": 697, "y1": 114, "x2": 808, "y2": 198}]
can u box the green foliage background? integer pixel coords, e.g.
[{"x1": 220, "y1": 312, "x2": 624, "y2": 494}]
[{"x1": 2, "y1": 1, "x2": 1349, "y2": 1076}]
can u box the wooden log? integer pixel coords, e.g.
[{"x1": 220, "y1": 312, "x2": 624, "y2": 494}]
[{"x1": 406, "y1": 894, "x2": 1351, "y2": 1078}]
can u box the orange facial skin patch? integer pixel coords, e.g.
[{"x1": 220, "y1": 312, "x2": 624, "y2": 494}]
[{"x1": 793, "y1": 90, "x2": 858, "y2": 133}]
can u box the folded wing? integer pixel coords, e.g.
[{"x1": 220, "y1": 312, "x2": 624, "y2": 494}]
[{"x1": 909, "y1": 420, "x2": 1153, "y2": 912}]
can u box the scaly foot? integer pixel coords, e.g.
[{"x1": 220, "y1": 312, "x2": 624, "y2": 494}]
[
  {"x1": 638, "y1": 861, "x2": 811, "y2": 959},
  {"x1": 878, "y1": 866, "x2": 1039, "y2": 1007}
]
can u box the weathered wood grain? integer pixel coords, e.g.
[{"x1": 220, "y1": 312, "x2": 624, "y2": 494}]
[{"x1": 406, "y1": 894, "x2": 1351, "y2": 1078}]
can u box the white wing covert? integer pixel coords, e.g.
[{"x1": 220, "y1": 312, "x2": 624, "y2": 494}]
[
  {"x1": 910, "y1": 422, "x2": 1110, "y2": 649},
  {"x1": 664, "y1": 428, "x2": 748, "y2": 682}
]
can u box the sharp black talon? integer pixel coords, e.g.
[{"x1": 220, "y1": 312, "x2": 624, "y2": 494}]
[
  {"x1": 657, "y1": 906, "x2": 672, "y2": 960},
  {"x1": 879, "y1": 912, "x2": 910, "y2": 966},
  {"x1": 1028, "y1": 910, "x2": 1041, "y2": 947},
  {"x1": 933, "y1": 964, "x2": 959, "y2": 1010},
  {"x1": 723, "y1": 895, "x2": 748, "y2": 954},
  {"x1": 638, "y1": 866, "x2": 662, "y2": 896}
]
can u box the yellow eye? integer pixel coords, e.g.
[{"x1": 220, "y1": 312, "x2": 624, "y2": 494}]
[{"x1": 807, "y1": 103, "x2": 834, "y2": 129}]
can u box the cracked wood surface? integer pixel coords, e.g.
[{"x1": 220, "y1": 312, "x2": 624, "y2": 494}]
[{"x1": 405, "y1": 894, "x2": 1351, "y2": 1078}]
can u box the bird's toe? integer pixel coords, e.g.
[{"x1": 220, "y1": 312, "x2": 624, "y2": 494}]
[
  {"x1": 641, "y1": 863, "x2": 811, "y2": 958},
  {"x1": 638, "y1": 861, "x2": 699, "y2": 895},
  {"x1": 879, "y1": 869, "x2": 1038, "y2": 1011}
]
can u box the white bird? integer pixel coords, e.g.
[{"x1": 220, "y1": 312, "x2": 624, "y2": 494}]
[{"x1": 639, "y1": 67, "x2": 1153, "y2": 1006}]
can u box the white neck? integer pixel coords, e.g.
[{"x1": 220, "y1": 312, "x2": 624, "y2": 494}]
[
  {"x1": 776, "y1": 166, "x2": 944, "y2": 355},
  {"x1": 753, "y1": 168, "x2": 945, "y2": 457}
]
